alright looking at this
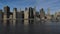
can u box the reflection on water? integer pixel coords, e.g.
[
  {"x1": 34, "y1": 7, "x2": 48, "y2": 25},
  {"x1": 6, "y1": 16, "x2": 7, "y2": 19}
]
[{"x1": 0, "y1": 20, "x2": 60, "y2": 34}]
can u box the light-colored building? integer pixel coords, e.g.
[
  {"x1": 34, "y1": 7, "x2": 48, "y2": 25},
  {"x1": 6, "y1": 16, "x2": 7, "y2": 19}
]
[
  {"x1": 24, "y1": 8, "x2": 29, "y2": 25},
  {"x1": 13, "y1": 8, "x2": 17, "y2": 25},
  {"x1": 46, "y1": 8, "x2": 51, "y2": 20},
  {"x1": 9, "y1": 14, "x2": 13, "y2": 24},
  {"x1": 33, "y1": 6, "x2": 36, "y2": 24},
  {"x1": 13, "y1": 8, "x2": 17, "y2": 20},
  {"x1": 54, "y1": 12, "x2": 60, "y2": 20},
  {"x1": 33, "y1": 6, "x2": 36, "y2": 17},
  {"x1": 3, "y1": 14, "x2": 7, "y2": 24},
  {"x1": 40, "y1": 8, "x2": 45, "y2": 20}
]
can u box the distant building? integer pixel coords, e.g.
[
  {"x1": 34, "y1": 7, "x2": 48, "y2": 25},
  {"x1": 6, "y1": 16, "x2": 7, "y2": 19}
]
[
  {"x1": 29, "y1": 7, "x2": 34, "y2": 24},
  {"x1": 29, "y1": 7, "x2": 34, "y2": 19},
  {"x1": 9, "y1": 15, "x2": 13, "y2": 19},
  {"x1": 33, "y1": 6, "x2": 36, "y2": 23},
  {"x1": 47, "y1": 8, "x2": 50, "y2": 16},
  {"x1": 24, "y1": 7, "x2": 29, "y2": 25},
  {"x1": 17, "y1": 12, "x2": 20, "y2": 18},
  {"x1": 36, "y1": 12, "x2": 39, "y2": 17},
  {"x1": 40, "y1": 8, "x2": 45, "y2": 20},
  {"x1": 20, "y1": 11, "x2": 24, "y2": 19},
  {"x1": 0, "y1": 10, "x2": 3, "y2": 20},
  {"x1": 3, "y1": 6, "x2": 11, "y2": 24},
  {"x1": 3, "y1": 6, "x2": 10, "y2": 22},
  {"x1": 20, "y1": 11, "x2": 24, "y2": 24},
  {"x1": 16, "y1": 8, "x2": 21, "y2": 20},
  {"x1": 55, "y1": 12, "x2": 60, "y2": 20},
  {"x1": 13, "y1": 8, "x2": 17, "y2": 24},
  {"x1": 13, "y1": 8, "x2": 17, "y2": 20},
  {"x1": 46, "y1": 8, "x2": 51, "y2": 20},
  {"x1": 9, "y1": 12, "x2": 13, "y2": 20},
  {"x1": 33, "y1": 6, "x2": 36, "y2": 17},
  {"x1": 4, "y1": 6, "x2": 10, "y2": 18},
  {"x1": 24, "y1": 8, "x2": 29, "y2": 20}
]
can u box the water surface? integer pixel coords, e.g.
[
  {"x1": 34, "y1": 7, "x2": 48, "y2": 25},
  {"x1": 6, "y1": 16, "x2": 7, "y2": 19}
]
[{"x1": 0, "y1": 20, "x2": 60, "y2": 34}]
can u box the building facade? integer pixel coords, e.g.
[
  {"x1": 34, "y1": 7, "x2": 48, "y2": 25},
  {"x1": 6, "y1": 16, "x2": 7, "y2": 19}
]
[
  {"x1": 40, "y1": 8, "x2": 45, "y2": 20},
  {"x1": 13, "y1": 8, "x2": 17, "y2": 20},
  {"x1": 3, "y1": 6, "x2": 10, "y2": 24},
  {"x1": 4, "y1": 6, "x2": 10, "y2": 18},
  {"x1": 24, "y1": 7, "x2": 29, "y2": 25},
  {"x1": 29, "y1": 7, "x2": 34, "y2": 24}
]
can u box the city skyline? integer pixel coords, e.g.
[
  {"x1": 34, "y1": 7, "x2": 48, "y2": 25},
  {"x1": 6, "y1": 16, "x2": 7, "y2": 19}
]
[{"x1": 0, "y1": 0, "x2": 60, "y2": 14}]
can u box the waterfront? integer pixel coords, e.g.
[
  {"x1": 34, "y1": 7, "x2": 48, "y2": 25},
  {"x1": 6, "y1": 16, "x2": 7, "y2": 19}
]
[{"x1": 0, "y1": 20, "x2": 60, "y2": 34}]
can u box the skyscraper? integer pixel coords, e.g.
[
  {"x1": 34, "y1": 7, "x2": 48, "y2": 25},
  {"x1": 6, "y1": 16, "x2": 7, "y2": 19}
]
[
  {"x1": 0, "y1": 10, "x2": 3, "y2": 20},
  {"x1": 13, "y1": 8, "x2": 17, "y2": 20},
  {"x1": 33, "y1": 6, "x2": 36, "y2": 16},
  {"x1": 47, "y1": 8, "x2": 50, "y2": 16},
  {"x1": 24, "y1": 7, "x2": 29, "y2": 25},
  {"x1": 29, "y1": 7, "x2": 34, "y2": 24},
  {"x1": 33, "y1": 6, "x2": 36, "y2": 24},
  {"x1": 4, "y1": 6, "x2": 10, "y2": 18},
  {"x1": 40, "y1": 8, "x2": 45, "y2": 20},
  {"x1": 13, "y1": 8, "x2": 17, "y2": 25},
  {"x1": 20, "y1": 11, "x2": 24, "y2": 24},
  {"x1": 46, "y1": 8, "x2": 51, "y2": 20},
  {"x1": 3, "y1": 6, "x2": 10, "y2": 24},
  {"x1": 29, "y1": 7, "x2": 34, "y2": 19}
]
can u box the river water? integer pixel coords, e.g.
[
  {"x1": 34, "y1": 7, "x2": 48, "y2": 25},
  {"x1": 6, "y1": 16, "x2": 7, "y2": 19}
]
[{"x1": 0, "y1": 20, "x2": 60, "y2": 34}]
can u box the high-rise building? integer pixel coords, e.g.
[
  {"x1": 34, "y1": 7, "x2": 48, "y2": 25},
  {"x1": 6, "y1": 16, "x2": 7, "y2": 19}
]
[
  {"x1": 21, "y1": 11, "x2": 24, "y2": 19},
  {"x1": 8, "y1": 12, "x2": 13, "y2": 23},
  {"x1": 47, "y1": 8, "x2": 50, "y2": 16},
  {"x1": 9, "y1": 14, "x2": 13, "y2": 23},
  {"x1": 13, "y1": 8, "x2": 17, "y2": 25},
  {"x1": 13, "y1": 8, "x2": 17, "y2": 20},
  {"x1": 24, "y1": 7, "x2": 29, "y2": 19},
  {"x1": 55, "y1": 12, "x2": 60, "y2": 20},
  {"x1": 46, "y1": 8, "x2": 51, "y2": 20},
  {"x1": 29, "y1": 7, "x2": 34, "y2": 24},
  {"x1": 20, "y1": 11, "x2": 24, "y2": 24},
  {"x1": 33, "y1": 6, "x2": 36, "y2": 16},
  {"x1": 29, "y1": 7, "x2": 34, "y2": 19},
  {"x1": 24, "y1": 7, "x2": 29, "y2": 25},
  {"x1": 33, "y1": 6, "x2": 36, "y2": 24},
  {"x1": 40, "y1": 8, "x2": 45, "y2": 20},
  {"x1": 36, "y1": 12, "x2": 39, "y2": 17},
  {"x1": 0, "y1": 10, "x2": 3, "y2": 20},
  {"x1": 3, "y1": 6, "x2": 10, "y2": 24},
  {"x1": 4, "y1": 6, "x2": 10, "y2": 18}
]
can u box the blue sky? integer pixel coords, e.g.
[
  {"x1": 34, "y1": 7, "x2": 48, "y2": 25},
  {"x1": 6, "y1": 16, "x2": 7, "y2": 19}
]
[{"x1": 0, "y1": 0, "x2": 60, "y2": 14}]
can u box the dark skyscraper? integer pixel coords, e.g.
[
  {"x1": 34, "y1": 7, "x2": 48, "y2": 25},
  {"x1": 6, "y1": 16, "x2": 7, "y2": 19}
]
[
  {"x1": 0, "y1": 10, "x2": 3, "y2": 20},
  {"x1": 29, "y1": 7, "x2": 34, "y2": 19},
  {"x1": 25, "y1": 7, "x2": 28, "y2": 11},
  {"x1": 21, "y1": 11, "x2": 24, "y2": 19},
  {"x1": 4, "y1": 6, "x2": 10, "y2": 18},
  {"x1": 29, "y1": 7, "x2": 34, "y2": 24},
  {"x1": 20, "y1": 11, "x2": 24, "y2": 24}
]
